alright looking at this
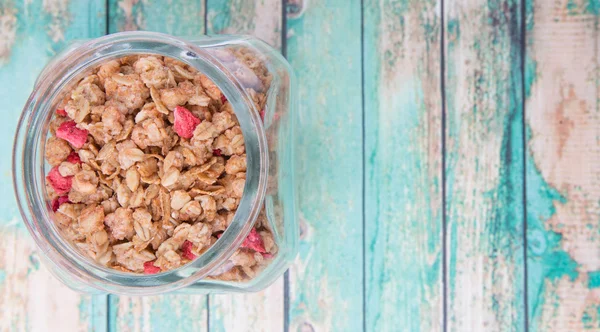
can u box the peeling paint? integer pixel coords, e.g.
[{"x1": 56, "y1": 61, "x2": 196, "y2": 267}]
[
  {"x1": 0, "y1": 230, "x2": 93, "y2": 331},
  {"x1": 443, "y1": 0, "x2": 525, "y2": 329},
  {"x1": 529, "y1": 54, "x2": 600, "y2": 274},
  {"x1": 526, "y1": 0, "x2": 600, "y2": 329},
  {"x1": 0, "y1": 7, "x2": 17, "y2": 63},
  {"x1": 117, "y1": 0, "x2": 142, "y2": 31},
  {"x1": 111, "y1": 295, "x2": 207, "y2": 331},
  {"x1": 206, "y1": 0, "x2": 281, "y2": 49},
  {"x1": 589, "y1": 271, "x2": 600, "y2": 289},
  {"x1": 42, "y1": 0, "x2": 70, "y2": 43},
  {"x1": 27, "y1": 252, "x2": 40, "y2": 275},
  {"x1": 253, "y1": 0, "x2": 282, "y2": 48},
  {"x1": 538, "y1": 276, "x2": 600, "y2": 330}
]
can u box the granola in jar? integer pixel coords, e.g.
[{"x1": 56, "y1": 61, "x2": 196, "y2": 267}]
[{"x1": 44, "y1": 54, "x2": 276, "y2": 278}]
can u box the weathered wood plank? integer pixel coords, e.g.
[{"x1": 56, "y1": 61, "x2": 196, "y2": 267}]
[
  {"x1": 444, "y1": 0, "x2": 525, "y2": 330},
  {"x1": 285, "y1": 0, "x2": 363, "y2": 330},
  {"x1": 109, "y1": 295, "x2": 207, "y2": 332},
  {"x1": 525, "y1": 0, "x2": 600, "y2": 330},
  {"x1": 107, "y1": 2, "x2": 207, "y2": 331},
  {"x1": 108, "y1": 0, "x2": 204, "y2": 35},
  {"x1": 0, "y1": 0, "x2": 107, "y2": 331},
  {"x1": 363, "y1": 0, "x2": 443, "y2": 330},
  {"x1": 205, "y1": 1, "x2": 284, "y2": 331},
  {"x1": 207, "y1": 281, "x2": 284, "y2": 332},
  {"x1": 207, "y1": 0, "x2": 281, "y2": 48},
  {"x1": 0, "y1": 228, "x2": 109, "y2": 332}
]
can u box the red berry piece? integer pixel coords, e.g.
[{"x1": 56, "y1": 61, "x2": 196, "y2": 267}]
[
  {"x1": 66, "y1": 151, "x2": 82, "y2": 164},
  {"x1": 241, "y1": 228, "x2": 266, "y2": 253},
  {"x1": 51, "y1": 195, "x2": 70, "y2": 212},
  {"x1": 56, "y1": 121, "x2": 88, "y2": 149},
  {"x1": 56, "y1": 109, "x2": 67, "y2": 117},
  {"x1": 173, "y1": 106, "x2": 201, "y2": 139},
  {"x1": 181, "y1": 240, "x2": 197, "y2": 260},
  {"x1": 143, "y1": 261, "x2": 161, "y2": 274},
  {"x1": 220, "y1": 94, "x2": 227, "y2": 104},
  {"x1": 46, "y1": 166, "x2": 73, "y2": 196},
  {"x1": 46, "y1": 166, "x2": 72, "y2": 196},
  {"x1": 213, "y1": 149, "x2": 222, "y2": 156}
]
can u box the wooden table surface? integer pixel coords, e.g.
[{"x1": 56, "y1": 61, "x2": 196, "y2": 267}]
[{"x1": 0, "y1": 0, "x2": 598, "y2": 331}]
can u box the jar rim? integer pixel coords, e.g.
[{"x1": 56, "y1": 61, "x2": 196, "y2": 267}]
[{"x1": 12, "y1": 31, "x2": 269, "y2": 295}]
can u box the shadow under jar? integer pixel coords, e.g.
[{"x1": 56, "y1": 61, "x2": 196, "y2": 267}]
[{"x1": 13, "y1": 32, "x2": 298, "y2": 295}]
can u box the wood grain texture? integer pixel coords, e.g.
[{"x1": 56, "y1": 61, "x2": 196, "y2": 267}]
[
  {"x1": 285, "y1": 0, "x2": 363, "y2": 330},
  {"x1": 0, "y1": 0, "x2": 107, "y2": 331},
  {"x1": 205, "y1": 1, "x2": 285, "y2": 331},
  {"x1": 8, "y1": 1, "x2": 600, "y2": 331},
  {"x1": 0, "y1": 229, "x2": 108, "y2": 332},
  {"x1": 363, "y1": 0, "x2": 443, "y2": 331},
  {"x1": 108, "y1": 0, "x2": 204, "y2": 35},
  {"x1": 525, "y1": 0, "x2": 600, "y2": 330},
  {"x1": 207, "y1": 282, "x2": 284, "y2": 332},
  {"x1": 107, "y1": 2, "x2": 207, "y2": 331},
  {"x1": 109, "y1": 295, "x2": 207, "y2": 332},
  {"x1": 444, "y1": 0, "x2": 525, "y2": 330},
  {"x1": 207, "y1": 0, "x2": 281, "y2": 48}
]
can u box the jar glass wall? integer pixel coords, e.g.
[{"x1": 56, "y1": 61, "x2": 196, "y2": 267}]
[{"x1": 12, "y1": 32, "x2": 298, "y2": 295}]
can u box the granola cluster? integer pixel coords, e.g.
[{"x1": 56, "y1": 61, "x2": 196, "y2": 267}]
[{"x1": 44, "y1": 53, "x2": 276, "y2": 278}]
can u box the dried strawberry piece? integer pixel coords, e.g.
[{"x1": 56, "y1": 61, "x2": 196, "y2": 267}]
[
  {"x1": 220, "y1": 94, "x2": 227, "y2": 104},
  {"x1": 216, "y1": 229, "x2": 265, "y2": 253},
  {"x1": 143, "y1": 261, "x2": 161, "y2": 274},
  {"x1": 259, "y1": 109, "x2": 265, "y2": 122},
  {"x1": 56, "y1": 109, "x2": 67, "y2": 117},
  {"x1": 262, "y1": 253, "x2": 274, "y2": 259},
  {"x1": 46, "y1": 166, "x2": 72, "y2": 195},
  {"x1": 51, "y1": 199, "x2": 59, "y2": 212},
  {"x1": 181, "y1": 240, "x2": 197, "y2": 260},
  {"x1": 51, "y1": 195, "x2": 70, "y2": 212},
  {"x1": 173, "y1": 106, "x2": 201, "y2": 139},
  {"x1": 66, "y1": 151, "x2": 82, "y2": 164},
  {"x1": 56, "y1": 121, "x2": 88, "y2": 149},
  {"x1": 241, "y1": 228, "x2": 266, "y2": 253},
  {"x1": 213, "y1": 149, "x2": 222, "y2": 156}
]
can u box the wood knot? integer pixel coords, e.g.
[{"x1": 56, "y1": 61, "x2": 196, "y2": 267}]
[{"x1": 285, "y1": 0, "x2": 306, "y2": 19}]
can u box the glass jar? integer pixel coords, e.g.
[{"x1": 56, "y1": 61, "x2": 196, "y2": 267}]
[{"x1": 12, "y1": 31, "x2": 298, "y2": 295}]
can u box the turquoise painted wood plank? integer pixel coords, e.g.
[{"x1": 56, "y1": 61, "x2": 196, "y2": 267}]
[
  {"x1": 525, "y1": 0, "x2": 600, "y2": 330},
  {"x1": 207, "y1": 0, "x2": 281, "y2": 48},
  {"x1": 109, "y1": 295, "x2": 207, "y2": 332},
  {"x1": 207, "y1": 283, "x2": 284, "y2": 332},
  {"x1": 107, "y1": 2, "x2": 207, "y2": 331},
  {"x1": 286, "y1": 0, "x2": 363, "y2": 330},
  {"x1": 108, "y1": 0, "x2": 204, "y2": 35},
  {"x1": 364, "y1": 0, "x2": 443, "y2": 330},
  {"x1": 444, "y1": 0, "x2": 525, "y2": 330},
  {"x1": 0, "y1": 0, "x2": 108, "y2": 331},
  {"x1": 1, "y1": 228, "x2": 108, "y2": 332},
  {"x1": 205, "y1": 1, "x2": 285, "y2": 331}
]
